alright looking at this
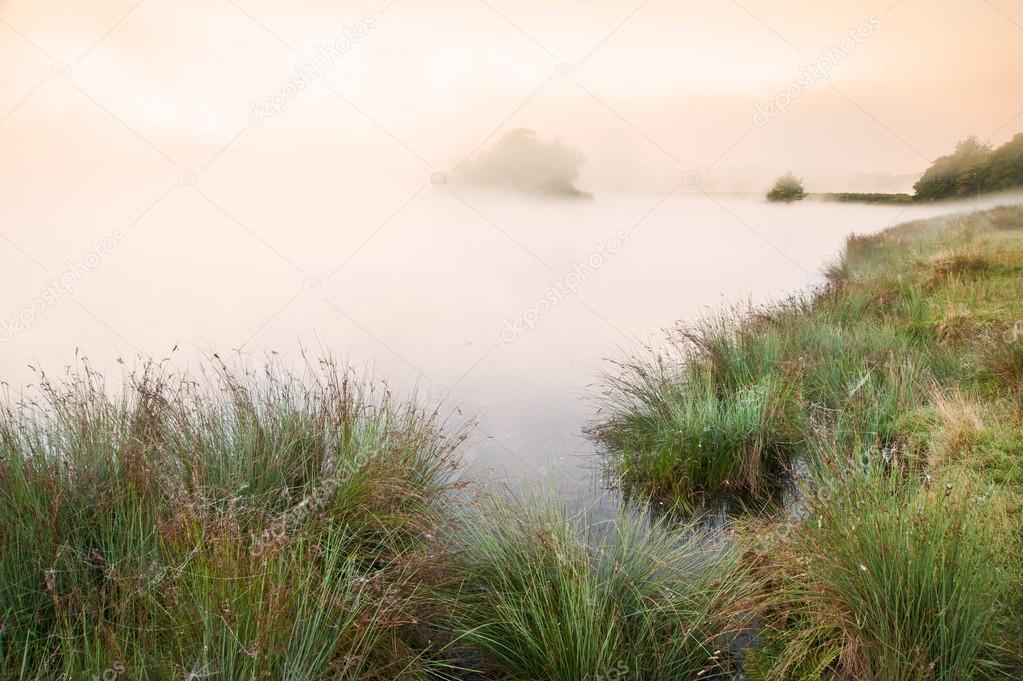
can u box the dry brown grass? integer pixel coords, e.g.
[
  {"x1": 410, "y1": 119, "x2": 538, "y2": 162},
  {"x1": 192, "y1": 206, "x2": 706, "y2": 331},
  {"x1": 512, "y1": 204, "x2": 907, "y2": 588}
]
[
  {"x1": 984, "y1": 332, "x2": 1023, "y2": 392},
  {"x1": 936, "y1": 303, "x2": 977, "y2": 342},
  {"x1": 986, "y1": 205, "x2": 1023, "y2": 230},
  {"x1": 925, "y1": 249, "x2": 992, "y2": 289},
  {"x1": 929, "y1": 385, "x2": 984, "y2": 468}
]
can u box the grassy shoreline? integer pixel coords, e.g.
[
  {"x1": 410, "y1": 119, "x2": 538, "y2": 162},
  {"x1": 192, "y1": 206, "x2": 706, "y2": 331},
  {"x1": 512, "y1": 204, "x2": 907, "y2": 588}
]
[
  {"x1": 0, "y1": 359, "x2": 747, "y2": 680},
  {"x1": 595, "y1": 203, "x2": 1023, "y2": 677},
  {"x1": 593, "y1": 205, "x2": 1023, "y2": 505}
]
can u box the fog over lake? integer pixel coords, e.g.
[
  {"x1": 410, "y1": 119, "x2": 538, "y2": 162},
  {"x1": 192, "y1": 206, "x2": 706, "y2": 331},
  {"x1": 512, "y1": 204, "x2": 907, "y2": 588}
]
[{"x1": 4, "y1": 181, "x2": 1018, "y2": 493}]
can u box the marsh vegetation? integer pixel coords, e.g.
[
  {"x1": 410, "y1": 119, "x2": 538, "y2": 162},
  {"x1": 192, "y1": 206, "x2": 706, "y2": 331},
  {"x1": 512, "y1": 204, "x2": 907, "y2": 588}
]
[
  {"x1": 594, "y1": 203, "x2": 1023, "y2": 678},
  {"x1": 3, "y1": 204, "x2": 1022, "y2": 680}
]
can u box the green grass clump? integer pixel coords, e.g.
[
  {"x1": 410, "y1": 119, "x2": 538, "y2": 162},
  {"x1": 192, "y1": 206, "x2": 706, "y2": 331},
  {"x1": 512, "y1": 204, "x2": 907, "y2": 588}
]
[
  {"x1": 0, "y1": 357, "x2": 462, "y2": 680},
  {"x1": 591, "y1": 320, "x2": 797, "y2": 503},
  {"x1": 592, "y1": 306, "x2": 939, "y2": 507},
  {"x1": 439, "y1": 492, "x2": 753, "y2": 680},
  {"x1": 747, "y1": 457, "x2": 1017, "y2": 680}
]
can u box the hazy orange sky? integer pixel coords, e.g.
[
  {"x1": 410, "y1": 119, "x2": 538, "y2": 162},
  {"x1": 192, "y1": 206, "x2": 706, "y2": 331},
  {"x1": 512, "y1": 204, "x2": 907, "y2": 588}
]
[{"x1": 2, "y1": 0, "x2": 1023, "y2": 190}]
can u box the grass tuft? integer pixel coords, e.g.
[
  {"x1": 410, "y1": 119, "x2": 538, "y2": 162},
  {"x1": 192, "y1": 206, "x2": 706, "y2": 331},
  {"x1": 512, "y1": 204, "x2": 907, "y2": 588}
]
[
  {"x1": 928, "y1": 385, "x2": 984, "y2": 468},
  {"x1": 440, "y1": 492, "x2": 754, "y2": 680},
  {"x1": 590, "y1": 317, "x2": 798, "y2": 505},
  {"x1": 0, "y1": 356, "x2": 462, "y2": 680},
  {"x1": 748, "y1": 458, "x2": 1016, "y2": 680}
]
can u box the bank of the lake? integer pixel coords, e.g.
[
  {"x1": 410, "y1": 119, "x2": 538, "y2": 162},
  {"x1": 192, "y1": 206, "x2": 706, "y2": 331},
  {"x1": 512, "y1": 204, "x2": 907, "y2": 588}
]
[
  {"x1": 595, "y1": 203, "x2": 1023, "y2": 678},
  {"x1": 0, "y1": 356, "x2": 755, "y2": 680}
]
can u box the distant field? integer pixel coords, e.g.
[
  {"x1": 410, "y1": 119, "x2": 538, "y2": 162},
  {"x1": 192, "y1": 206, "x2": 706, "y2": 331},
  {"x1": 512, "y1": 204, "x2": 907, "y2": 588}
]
[{"x1": 815, "y1": 191, "x2": 916, "y2": 204}]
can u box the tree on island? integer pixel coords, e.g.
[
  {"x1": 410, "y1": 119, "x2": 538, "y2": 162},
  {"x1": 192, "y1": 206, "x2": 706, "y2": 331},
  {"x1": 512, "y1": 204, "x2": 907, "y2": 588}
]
[
  {"x1": 767, "y1": 172, "x2": 807, "y2": 202},
  {"x1": 456, "y1": 128, "x2": 593, "y2": 199}
]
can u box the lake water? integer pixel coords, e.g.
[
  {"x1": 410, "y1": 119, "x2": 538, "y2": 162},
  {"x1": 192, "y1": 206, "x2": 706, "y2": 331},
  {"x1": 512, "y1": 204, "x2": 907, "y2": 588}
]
[{"x1": 2, "y1": 188, "x2": 1019, "y2": 496}]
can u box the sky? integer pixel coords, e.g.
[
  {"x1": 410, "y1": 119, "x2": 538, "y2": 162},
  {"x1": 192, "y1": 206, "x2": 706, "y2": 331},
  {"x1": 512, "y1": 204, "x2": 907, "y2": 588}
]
[{"x1": 2, "y1": 0, "x2": 1023, "y2": 192}]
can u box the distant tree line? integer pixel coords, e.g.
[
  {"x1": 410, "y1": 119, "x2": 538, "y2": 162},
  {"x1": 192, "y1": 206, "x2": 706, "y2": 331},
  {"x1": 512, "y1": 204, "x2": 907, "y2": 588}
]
[
  {"x1": 766, "y1": 132, "x2": 1023, "y2": 204},
  {"x1": 914, "y1": 133, "x2": 1023, "y2": 201}
]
